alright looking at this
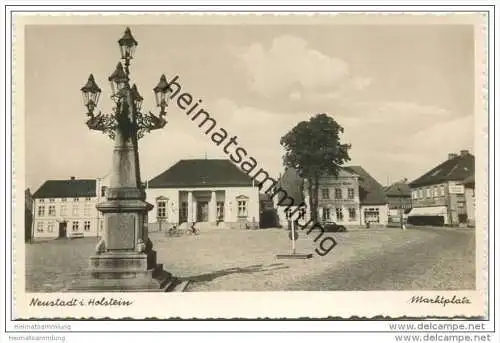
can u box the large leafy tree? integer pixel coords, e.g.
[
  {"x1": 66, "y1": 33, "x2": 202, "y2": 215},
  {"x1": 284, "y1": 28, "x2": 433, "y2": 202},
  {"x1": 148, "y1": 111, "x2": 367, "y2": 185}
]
[{"x1": 280, "y1": 113, "x2": 351, "y2": 222}]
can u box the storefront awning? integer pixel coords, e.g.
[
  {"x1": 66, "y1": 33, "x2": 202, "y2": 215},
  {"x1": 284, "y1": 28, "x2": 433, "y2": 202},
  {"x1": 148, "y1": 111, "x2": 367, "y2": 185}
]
[{"x1": 408, "y1": 206, "x2": 447, "y2": 216}]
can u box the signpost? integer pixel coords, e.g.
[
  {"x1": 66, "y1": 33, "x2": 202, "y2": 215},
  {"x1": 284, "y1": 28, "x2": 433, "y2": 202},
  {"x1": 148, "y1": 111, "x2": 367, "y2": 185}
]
[
  {"x1": 288, "y1": 220, "x2": 299, "y2": 254},
  {"x1": 277, "y1": 218, "x2": 313, "y2": 260}
]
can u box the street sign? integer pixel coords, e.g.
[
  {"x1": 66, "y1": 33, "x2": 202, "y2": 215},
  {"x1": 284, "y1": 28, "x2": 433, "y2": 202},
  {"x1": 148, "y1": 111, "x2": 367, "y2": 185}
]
[{"x1": 289, "y1": 230, "x2": 299, "y2": 241}]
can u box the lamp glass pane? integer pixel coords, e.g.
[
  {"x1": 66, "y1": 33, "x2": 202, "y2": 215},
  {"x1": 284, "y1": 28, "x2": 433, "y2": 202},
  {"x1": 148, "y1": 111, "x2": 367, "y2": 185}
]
[
  {"x1": 81, "y1": 91, "x2": 90, "y2": 106},
  {"x1": 135, "y1": 98, "x2": 143, "y2": 111},
  {"x1": 154, "y1": 91, "x2": 161, "y2": 107},
  {"x1": 109, "y1": 80, "x2": 117, "y2": 96},
  {"x1": 120, "y1": 45, "x2": 136, "y2": 59},
  {"x1": 90, "y1": 91, "x2": 100, "y2": 106},
  {"x1": 160, "y1": 92, "x2": 167, "y2": 107}
]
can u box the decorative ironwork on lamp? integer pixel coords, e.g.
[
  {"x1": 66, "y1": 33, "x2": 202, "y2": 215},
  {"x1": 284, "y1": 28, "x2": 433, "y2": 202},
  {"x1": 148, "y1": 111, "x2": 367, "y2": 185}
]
[{"x1": 80, "y1": 27, "x2": 171, "y2": 141}]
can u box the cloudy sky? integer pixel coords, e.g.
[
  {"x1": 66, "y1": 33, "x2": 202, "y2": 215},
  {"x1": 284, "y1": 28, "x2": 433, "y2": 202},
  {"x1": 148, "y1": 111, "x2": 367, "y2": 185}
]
[{"x1": 25, "y1": 22, "x2": 475, "y2": 192}]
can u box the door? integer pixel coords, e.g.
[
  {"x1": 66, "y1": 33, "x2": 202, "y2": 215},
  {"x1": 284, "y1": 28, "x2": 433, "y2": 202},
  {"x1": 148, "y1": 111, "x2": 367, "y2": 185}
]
[
  {"x1": 179, "y1": 202, "x2": 188, "y2": 223},
  {"x1": 197, "y1": 201, "x2": 209, "y2": 222},
  {"x1": 58, "y1": 222, "x2": 67, "y2": 239}
]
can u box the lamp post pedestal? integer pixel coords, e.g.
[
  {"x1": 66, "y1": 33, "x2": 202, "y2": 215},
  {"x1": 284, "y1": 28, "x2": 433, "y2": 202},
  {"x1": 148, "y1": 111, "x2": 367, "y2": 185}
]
[{"x1": 68, "y1": 131, "x2": 180, "y2": 292}]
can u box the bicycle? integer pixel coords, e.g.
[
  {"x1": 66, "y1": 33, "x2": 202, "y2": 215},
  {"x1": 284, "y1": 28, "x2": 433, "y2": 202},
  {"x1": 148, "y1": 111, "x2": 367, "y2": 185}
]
[
  {"x1": 166, "y1": 225, "x2": 183, "y2": 237},
  {"x1": 186, "y1": 223, "x2": 200, "y2": 236}
]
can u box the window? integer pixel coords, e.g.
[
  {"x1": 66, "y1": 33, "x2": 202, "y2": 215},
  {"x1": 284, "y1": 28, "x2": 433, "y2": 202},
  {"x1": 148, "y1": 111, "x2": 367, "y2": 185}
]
[
  {"x1": 47, "y1": 222, "x2": 54, "y2": 233},
  {"x1": 72, "y1": 221, "x2": 79, "y2": 232},
  {"x1": 426, "y1": 188, "x2": 431, "y2": 198},
  {"x1": 321, "y1": 188, "x2": 330, "y2": 199},
  {"x1": 336, "y1": 208, "x2": 344, "y2": 221},
  {"x1": 37, "y1": 206, "x2": 45, "y2": 217},
  {"x1": 72, "y1": 205, "x2": 79, "y2": 216},
  {"x1": 36, "y1": 222, "x2": 44, "y2": 232},
  {"x1": 440, "y1": 185, "x2": 445, "y2": 197},
  {"x1": 85, "y1": 197, "x2": 92, "y2": 201},
  {"x1": 412, "y1": 191, "x2": 417, "y2": 199},
  {"x1": 101, "y1": 186, "x2": 107, "y2": 197},
  {"x1": 157, "y1": 200, "x2": 167, "y2": 219},
  {"x1": 49, "y1": 198, "x2": 55, "y2": 203},
  {"x1": 298, "y1": 207, "x2": 306, "y2": 220},
  {"x1": 364, "y1": 208, "x2": 380, "y2": 223},
  {"x1": 83, "y1": 203, "x2": 91, "y2": 217},
  {"x1": 216, "y1": 201, "x2": 225, "y2": 220},
  {"x1": 347, "y1": 188, "x2": 355, "y2": 199},
  {"x1": 433, "y1": 186, "x2": 438, "y2": 198},
  {"x1": 322, "y1": 207, "x2": 331, "y2": 221},
  {"x1": 73, "y1": 198, "x2": 79, "y2": 202},
  {"x1": 348, "y1": 208, "x2": 357, "y2": 221},
  {"x1": 335, "y1": 188, "x2": 342, "y2": 199},
  {"x1": 48, "y1": 205, "x2": 56, "y2": 216},
  {"x1": 84, "y1": 221, "x2": 91, "y2": 231},
  {"x1": 39, "y1": 199, "x2": 45, "y2": 203},
  {"x1": 61, "y1": 198, "x2": 67, "y2": 202},
  {"x1": 237, "y1": 200, "x2": 248, "y2": 217},
  {"x1": 60, "y1": 204, "x2": 67, "y2": 217}
]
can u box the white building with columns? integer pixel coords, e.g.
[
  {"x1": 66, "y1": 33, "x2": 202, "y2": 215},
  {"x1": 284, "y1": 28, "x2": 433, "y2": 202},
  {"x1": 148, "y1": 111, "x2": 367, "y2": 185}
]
[{"x1": 146, "y1": 159, "x2": 260, "y2": 231}]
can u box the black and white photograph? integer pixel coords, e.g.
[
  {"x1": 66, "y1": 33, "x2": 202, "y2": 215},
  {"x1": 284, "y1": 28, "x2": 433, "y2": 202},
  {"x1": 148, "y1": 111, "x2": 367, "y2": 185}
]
[{"x1": 9, "y1": 10, "x2": 491, "y2": 324}]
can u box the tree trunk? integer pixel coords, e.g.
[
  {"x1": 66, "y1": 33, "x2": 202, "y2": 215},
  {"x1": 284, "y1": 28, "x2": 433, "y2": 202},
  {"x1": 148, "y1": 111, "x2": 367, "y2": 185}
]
[
  {"x1": 312, "y1": 176, "x2": 320, "y2": 223},
  {"x1": 307, "y1": 178, "x2": 316, "y2": 222}
]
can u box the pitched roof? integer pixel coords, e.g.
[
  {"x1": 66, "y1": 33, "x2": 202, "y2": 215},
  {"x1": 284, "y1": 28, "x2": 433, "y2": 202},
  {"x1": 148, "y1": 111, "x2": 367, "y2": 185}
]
[
  {"x1": 384, "y1": 180, "x2": 411, "y2": 197},
  {"x1": 148, "y1": 159, "x2": 255, "y2": 188},
  {"x1": 409, "y1": 151, "x2": 475, "y2": 188},
  {"x1": 343, "y1": 166, "x2": 388, "y2": 205},
  {"x1": 275, "y1": 168, "x2": 305, "y2": 205},
  {"x1": 32, "y1": 179, "x2": 97, "y2": 198},
  {"x1": 463, "y1": 173, "x2": 475, "y2": 187}
]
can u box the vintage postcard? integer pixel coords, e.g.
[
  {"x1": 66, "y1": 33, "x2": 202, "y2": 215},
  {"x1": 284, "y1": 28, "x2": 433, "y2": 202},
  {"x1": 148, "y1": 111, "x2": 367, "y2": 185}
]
[{"x1": 9, "y1": 11, "x2": 490, "y2": 322}]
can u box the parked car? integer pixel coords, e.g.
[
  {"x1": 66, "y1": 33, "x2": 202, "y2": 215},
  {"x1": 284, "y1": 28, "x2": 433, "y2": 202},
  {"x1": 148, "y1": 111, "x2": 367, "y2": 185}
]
[{"x1": 323, "y1": 222, "x2": 347, "y2": 232}]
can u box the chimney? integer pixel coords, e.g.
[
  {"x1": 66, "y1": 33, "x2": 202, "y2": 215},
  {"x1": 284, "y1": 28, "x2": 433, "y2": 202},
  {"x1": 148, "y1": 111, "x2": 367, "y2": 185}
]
[
  {"x1": 70, "y1": 176, "x2": 75, "y2": 180},
  {"x1": 448, "y1": 153, "x2": 458, "y2": 160},
  {"x1": 460, "y1": 149, "x2": 469, "y2": 156}
]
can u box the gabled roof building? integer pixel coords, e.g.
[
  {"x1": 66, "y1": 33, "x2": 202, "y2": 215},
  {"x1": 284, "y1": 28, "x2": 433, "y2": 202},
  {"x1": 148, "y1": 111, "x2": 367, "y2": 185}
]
[
  {"x1": 146, "y1": 159, "x2": 260, "y2": 230},
  {"x1": 408, "y1": 150, "x2": 474, "y2": 226},
  {"x1": 274, "y1": 165, "x2": 389, "y2": 227},
  {"x1": 31, "y1": 177, "x2": 106, "y2": 239}
]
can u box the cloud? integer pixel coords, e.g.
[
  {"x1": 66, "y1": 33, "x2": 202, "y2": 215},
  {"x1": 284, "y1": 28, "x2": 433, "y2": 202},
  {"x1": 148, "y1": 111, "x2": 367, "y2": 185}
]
[
  {"x1": 235, "y1": 35, "x2": 369, "y2": 98},
  {"x1": 209, "y1": 97, "x2": 473, "y2": 186}
]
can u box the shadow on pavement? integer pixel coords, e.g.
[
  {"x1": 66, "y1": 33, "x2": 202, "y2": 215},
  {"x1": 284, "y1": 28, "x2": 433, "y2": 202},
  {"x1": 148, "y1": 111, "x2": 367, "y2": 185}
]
[{"x1": 184, "y1": 263, "x2": 289, "y2": 283}]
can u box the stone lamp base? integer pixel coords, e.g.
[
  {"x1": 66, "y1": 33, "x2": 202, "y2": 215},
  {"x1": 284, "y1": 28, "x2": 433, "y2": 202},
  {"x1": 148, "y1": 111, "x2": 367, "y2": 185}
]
[{"x1": 67, "y1": 250, "x2": 188, "y2": 292}]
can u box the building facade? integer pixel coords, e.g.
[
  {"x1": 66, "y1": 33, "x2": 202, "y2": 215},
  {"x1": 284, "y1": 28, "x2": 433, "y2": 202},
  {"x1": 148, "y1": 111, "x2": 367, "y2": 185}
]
[
  {"x1": 275, "y1": 166, "x2": 389, "y2": 228},
  {"x1": 146, "y1": 159, "x2": 260, "y2": 231},
  {"x1": 408, "y1": 150, "x2": 474, "y2": 226},
  {"x1": 25, "y1": 188, "x2": 33, "y2": 242},
  {"x1": 384, "y1": 180, "x2": 412, "y2": 224},
  {"x1": 31, "y1": 177, "x2": 106, "y2": 239},
  {"x1": 463, "y1": 173, "x2": 475, "y2": 227},
  {"x1": 315, "y1": 168, "x2": 362, "y2": 226}
]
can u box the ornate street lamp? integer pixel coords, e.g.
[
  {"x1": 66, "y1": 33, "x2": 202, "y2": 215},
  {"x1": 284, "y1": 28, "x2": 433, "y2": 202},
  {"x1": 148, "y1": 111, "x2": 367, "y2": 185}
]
[
  {"x1": 73, "y1": 27, "x2": 177, "y2": 292},
  {"x1": 80, "y1": 74, "x2": 101, "y2": 116},
  {"x1": 118, "y1": 27, "x2": 138, "y2": 74},
  {"x1": 108, "y1": 62, "x2": 129, "y2": 96},
  {"x1": 154, "y1": 74, "x2": 170, "y2": 117}
]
